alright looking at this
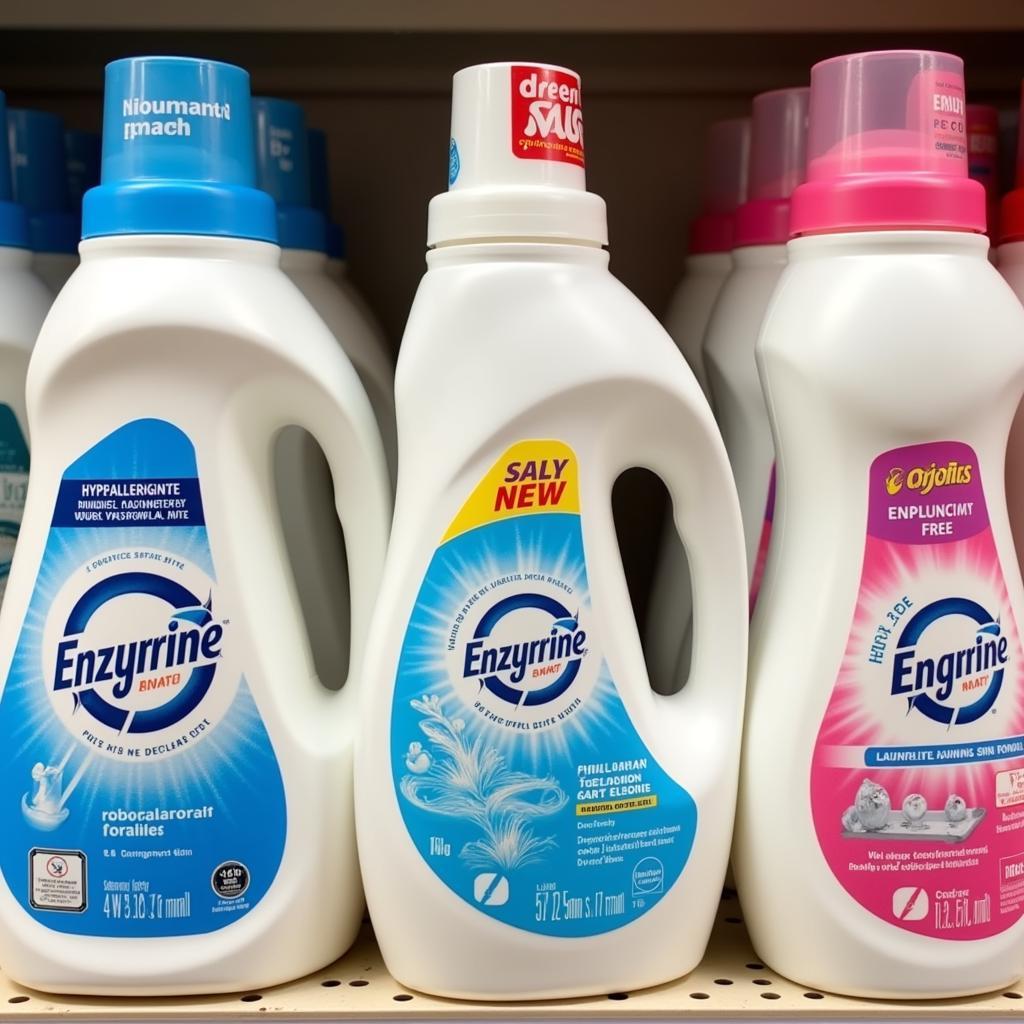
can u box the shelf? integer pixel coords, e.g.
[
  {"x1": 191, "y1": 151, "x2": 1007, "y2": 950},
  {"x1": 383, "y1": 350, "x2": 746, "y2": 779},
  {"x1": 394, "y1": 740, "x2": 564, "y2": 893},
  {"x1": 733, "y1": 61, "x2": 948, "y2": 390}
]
[
  {"x1": 3, "y1": 893, "x2": 1024, "y2": 1020},
  {"x1": 4, "y1": 0, "x2": 1024, "y2": 32}
]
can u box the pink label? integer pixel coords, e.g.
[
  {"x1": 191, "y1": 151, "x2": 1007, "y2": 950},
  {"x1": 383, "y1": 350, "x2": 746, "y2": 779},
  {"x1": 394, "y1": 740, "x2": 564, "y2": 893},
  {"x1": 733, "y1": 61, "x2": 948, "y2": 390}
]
[
  {"x1": 811, "y1": 440, "x2": 1024, "y2": 940},
  {"x1": 510, "y1": 65, "x2": 585, "y2": 167},
  {"x1": 749, "y1": 465, "x2": 775, "y2": 615}
]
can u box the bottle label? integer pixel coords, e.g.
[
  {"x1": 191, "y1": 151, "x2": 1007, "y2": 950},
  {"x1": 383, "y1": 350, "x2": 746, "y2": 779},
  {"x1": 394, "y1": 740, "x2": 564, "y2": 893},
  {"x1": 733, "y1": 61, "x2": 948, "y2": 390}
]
[
  {"x1": 391, "y1": 441, "x2": 696, "y2": 936},
  {"x1": 749, "y1": 464, "x2": 775, "y2": 614},
  {"x1": 510, "y1": 66, "x2": 585, "y2": 168},
  {"x1": 811, "y1": 440, "x2": 1024, "y2": 939},
  {"x1": 0, "y1": 418, "x2": 286, "y2": 936}
]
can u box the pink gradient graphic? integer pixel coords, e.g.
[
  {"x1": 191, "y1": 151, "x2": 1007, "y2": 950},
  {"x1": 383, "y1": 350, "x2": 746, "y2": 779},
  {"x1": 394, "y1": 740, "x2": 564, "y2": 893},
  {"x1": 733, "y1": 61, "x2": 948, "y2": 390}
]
[
  {"x1": 749, "y1": 464, "x2": 775, "y2": 615},
  {"x1": 811, "y1": 441, "x2": 1024, "y2": 940}
]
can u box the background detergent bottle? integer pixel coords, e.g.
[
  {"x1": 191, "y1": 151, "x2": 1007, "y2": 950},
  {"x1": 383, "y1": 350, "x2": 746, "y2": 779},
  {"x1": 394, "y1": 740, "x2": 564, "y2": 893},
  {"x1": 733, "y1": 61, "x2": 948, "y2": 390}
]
[
  {"x1": 0, "y1": 56, "x2": 390, "y2": 995},
  {"x1": 967, "y1": 104, "x2": 1000, "y2": 243},
  {"x1": 645, "y1": 115, "x2": 750, "y2": 695},
  {"x1": 253, "y1": 99, "x2": 396, "y2": 485},
  {"x1": 0, "y1": 94, "x2": 51, "y2": 599},
  {"x1": 251, "y1": 98, "x2": 392, "y2": 693},
  {"x1": 307, "y1": 127, "x2": 391, "y2": 349},
  {"x1": 7, "y1": 109, "x2": 79, "y2": 294},
  {"x1": 58, "y1": 129, "x2": 101, "y2": 288},
  {"x1": 736, "y1": 50, "x2": 1024, "y2": 998},
  {"x1": 355, "y1": 61, "x2": 748, "y2": 1000},
  {"x1": 704, "y1": 86, "x2": 808, "y2": 613},
  {"x1": 1000, "y1": 88, "x2": 1024, "y2": 571}
]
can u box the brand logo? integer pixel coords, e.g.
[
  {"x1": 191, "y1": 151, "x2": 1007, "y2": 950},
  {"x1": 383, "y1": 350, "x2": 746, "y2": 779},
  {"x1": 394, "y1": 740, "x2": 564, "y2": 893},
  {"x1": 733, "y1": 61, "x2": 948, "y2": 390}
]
[
  {"x1": 933, "y1": 93, "x2": 965, "y2": 116},
  {"x1": 463, "y1": 593, "x2": 588, "y2": 707},
  {"x1": 885, "y1": 460, "x2": 973, "y2": 497},
  {"x1": 510, "y1": 65, "x2": 584, "y2": 167},
  {"x1": 891, "y1": 597, "x2": 1007, "y2": 725},
  {"x1": 53, "y1": 571, "x2": 224, "y2": 735}
]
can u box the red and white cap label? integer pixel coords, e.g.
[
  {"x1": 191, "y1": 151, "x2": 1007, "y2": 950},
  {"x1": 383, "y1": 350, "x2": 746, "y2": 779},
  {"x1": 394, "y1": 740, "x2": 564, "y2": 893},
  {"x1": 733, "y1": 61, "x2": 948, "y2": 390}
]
[{"x1": 510, "y1": 65, "x2": 585, "y2": 167}]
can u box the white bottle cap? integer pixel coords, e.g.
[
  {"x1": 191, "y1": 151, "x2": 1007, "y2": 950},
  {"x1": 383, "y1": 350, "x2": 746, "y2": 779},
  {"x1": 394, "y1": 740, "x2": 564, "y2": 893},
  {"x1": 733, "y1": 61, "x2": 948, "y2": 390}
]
[{"x1": 427, "y1": 62, "x2": 608, "y2": 246}]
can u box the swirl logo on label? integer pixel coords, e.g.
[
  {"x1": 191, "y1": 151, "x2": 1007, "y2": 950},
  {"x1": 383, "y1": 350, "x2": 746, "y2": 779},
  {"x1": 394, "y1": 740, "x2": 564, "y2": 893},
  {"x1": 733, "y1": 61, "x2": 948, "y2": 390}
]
[
  {"x1": 463, "y1": 593, "x2": 588, "y2": 708},
  {"x1": 891, "y1": 597, "x2": 1007, "y2": 725},
  {"x1": 44, "y1": 550, "x2": 235, "y2": 761}
]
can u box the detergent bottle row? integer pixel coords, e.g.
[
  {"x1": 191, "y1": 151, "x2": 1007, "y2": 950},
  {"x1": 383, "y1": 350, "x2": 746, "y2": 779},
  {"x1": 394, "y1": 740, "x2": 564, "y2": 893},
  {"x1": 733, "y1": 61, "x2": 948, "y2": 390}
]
[{"x1": 0, "y1": 56, "x2": 391, "y2": 995}]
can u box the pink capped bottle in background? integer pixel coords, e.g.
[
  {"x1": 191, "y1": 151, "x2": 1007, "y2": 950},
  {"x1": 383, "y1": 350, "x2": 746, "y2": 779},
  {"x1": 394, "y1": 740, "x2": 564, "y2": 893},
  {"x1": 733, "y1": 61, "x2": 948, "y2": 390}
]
[
  {"x1": 966, "y1": 104, "x2": 1000, "y2": 242},
  {"x1": 703, "y1": 86, "x2": 808, "y2": 616},
  {"x1": 646, "y1": 116, "x2": 750, "y2": 694},
  {"x1": 736, "y1": 51, "x2": 1024, "y2": 997}
]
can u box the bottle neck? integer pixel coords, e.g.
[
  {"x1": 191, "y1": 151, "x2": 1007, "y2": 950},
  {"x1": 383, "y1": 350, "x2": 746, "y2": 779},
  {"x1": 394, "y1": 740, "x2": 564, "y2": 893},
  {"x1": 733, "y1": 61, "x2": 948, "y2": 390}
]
[
  {"x1": 730, "y1": 243, "x2": 786, "y2": 268},
  {"x1": 426, "y1": 240, "x2": 609, "y2": 270},
  {"x1": 79, "y1": 233, "x2": 281, "y2": 265},
  {"x1": 787, "y1": 229, "x2": 989, "y2": 263},
  {"x1": 0, "y1": 245, "x2": 33, "y2": 269},
  {"x1": 279, "y1": 247, "x2": 329, "y2": 272}
]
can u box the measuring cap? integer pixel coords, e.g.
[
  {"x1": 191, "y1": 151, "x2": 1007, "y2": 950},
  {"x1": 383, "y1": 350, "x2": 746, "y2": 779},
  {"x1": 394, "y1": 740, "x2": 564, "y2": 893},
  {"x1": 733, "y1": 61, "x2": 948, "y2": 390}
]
[
  {"x1": 83, "y1": 56, "x2": 276, "y2": 242},
  {"x1": 689, "y1": 117, "x2": 751, "y2": 254},
  {"x1": 252, "y1": 97, "x2": 326, "y2": 253},
  {"x1": 791, "y1": 50, "x2": 983, "y2": 236},
  {"x1": 307, "y1": 127, "x2": 346, "y2": 260},
  {"x1": 734, "y1": 88, "x2": 808, "y2": 247},
  {"x1": 428, "y1": 61, "x2": 607, "y2": 246},
  {"x1": 0, "y1": 95, "x2": 30, "y2": 249},
  {"x1": 8, "y1": 108, "x2": 78, "y2": 253}
]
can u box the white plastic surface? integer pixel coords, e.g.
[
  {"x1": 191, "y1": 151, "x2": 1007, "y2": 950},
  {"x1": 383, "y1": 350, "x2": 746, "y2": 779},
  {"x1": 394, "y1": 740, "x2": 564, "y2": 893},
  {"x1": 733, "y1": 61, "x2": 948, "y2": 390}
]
[
  {"x1": 0, "y1": 234, "x2": 391, "y2": 995},
  {"x1": 644, "y1": 250, "x2": 731, "y2": 694},
  {"x1": 356, "y1": 240, "x2": 748, "y2": 1000},
  {"x1": 31, "y1": 252, "x2": 76, "y2": 296},
  {"x1": 998, "y1": 241, "x2": 1024, "y2": 574},
  {"x1": 736, "y1": 230, "x2": 1024, "y2": 998},
  {"x1": 704, "y1": 244, "x2": 784, "y2": 596}
]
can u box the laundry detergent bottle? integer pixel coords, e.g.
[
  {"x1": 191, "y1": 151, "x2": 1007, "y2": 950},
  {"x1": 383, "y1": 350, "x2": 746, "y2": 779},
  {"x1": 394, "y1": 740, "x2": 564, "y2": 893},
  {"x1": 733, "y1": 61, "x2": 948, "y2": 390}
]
[
  {"x1": 54, "y1": 129, "x2": 101, "y2": 292},
  {"x1": 736, "y1": 50, "x2": 1024, "y2": 997},
  {"x1": 704, "y1": 86, "x2": 808, "y2": 613},
  {"x1": 253, "y1": 99, "x2": 396, "y2": 484},
  {"x1": 0, "y1": 57, "x2": 390, "y2": 995},
  {"x1": 0, "y1": 94, "x2": 51, "y2": 600},
  {"x1": 645, "y1": 115, "x2": 750, "y2": 694},
  {"x1": 355, "y1": 61, "x2": 748, "y2": 1000},
  {"x1": 7, "y1": 108, "x2": 79, "y2": 294},
  {"x1": 967, "y1": 104, "x2": 1000, "y2": 243},
  {"x1": 307, "y1": 127, "x2": 391, "y2": 349}
]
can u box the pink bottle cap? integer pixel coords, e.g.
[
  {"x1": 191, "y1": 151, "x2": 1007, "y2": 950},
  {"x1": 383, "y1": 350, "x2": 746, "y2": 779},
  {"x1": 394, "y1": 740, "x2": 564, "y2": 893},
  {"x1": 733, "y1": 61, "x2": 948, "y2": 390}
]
[
  {"x1": 967, "y1": 104, "x2": 1000, "y2": 236},
  {"x1": 688, "y1": 117, "x2": 751, "y2": 253},
  {"x1": 790, "y1": 50, "x2": 984, "y2": 237},
  {"x1": 733, "y1": 87, "x2": 809, "y2": 247}
]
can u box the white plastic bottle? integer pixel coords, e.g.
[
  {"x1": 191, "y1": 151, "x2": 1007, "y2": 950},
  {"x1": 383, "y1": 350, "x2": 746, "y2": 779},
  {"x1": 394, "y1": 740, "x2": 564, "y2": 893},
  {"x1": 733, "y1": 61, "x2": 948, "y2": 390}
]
[
  {"x1": 307, "y1": 127, "x2": 391, "y2": 353},
  {"x1": 0, "y1": 56, "x2": 390, "y2": 995},
  {"x1": 7, "y1": 108, "x2": 79, "y2": 294},
  {"x1": 0, "y1": 94, "x2": 52, "y2": 599},
  {"x1": 355, "y1": 61, "x2": 748, "y2": 1000},
  {"x1": 644, "y1": 116, "x2": 750, "y2": 694},
  {"x1": 736, "y1": 50, "x2": 1024, "y2": 997},
  {"x1": 704, "y1": 87, "x2": 807, "y2": 612}
]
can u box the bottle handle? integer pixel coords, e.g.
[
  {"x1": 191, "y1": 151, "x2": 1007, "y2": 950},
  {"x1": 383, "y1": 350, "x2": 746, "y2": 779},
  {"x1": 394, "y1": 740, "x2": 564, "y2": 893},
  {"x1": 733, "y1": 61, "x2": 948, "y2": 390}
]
[
  {"x1": 608, "y1": 389, "x2": 748, "y2": 719},
  {"x1": 221, "y1": 362, "x2": 391, "y2": 742}
]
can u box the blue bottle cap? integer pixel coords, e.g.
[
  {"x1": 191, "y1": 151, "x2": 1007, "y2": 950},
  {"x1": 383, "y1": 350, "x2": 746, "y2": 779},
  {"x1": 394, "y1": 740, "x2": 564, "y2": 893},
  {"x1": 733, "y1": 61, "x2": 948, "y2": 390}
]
[
  {"x1": 252, "y1": 97, "x2": 326, "y2": 253},
  {"x1": 82, "y1": 56, "x2": 276, "y2": 243},
  {"x1": 8, "y1": 108, "x2": 78, "y2": 254},
  {"x1": 326, "y1": 220, "x2": 347, "y2": 261},
  {"x1": 65, "y1": 130, "x2": 101, "y2": 207},
  {"x1": 307, "y1": 127, "x2": 345, "y2": 259},
  {"x1": 0, "y1": 98, "x2": 33, "y2": 249}
]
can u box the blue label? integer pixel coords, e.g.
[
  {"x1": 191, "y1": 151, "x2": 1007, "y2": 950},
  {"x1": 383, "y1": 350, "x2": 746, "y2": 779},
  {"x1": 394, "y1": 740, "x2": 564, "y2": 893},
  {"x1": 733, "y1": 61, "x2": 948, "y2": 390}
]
[
  {"x1": 0, "y1": 418, "x2": 286, "y2": 936},
  {"x1": 448, "y1": 138, "x2": 460, "y2": 187},
  {"x1": 390, "y1": 441, "x2": 696, "y2": 936}
]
